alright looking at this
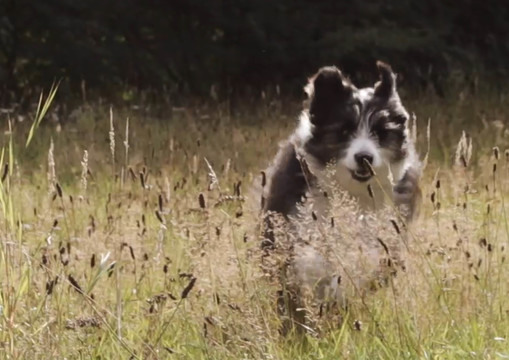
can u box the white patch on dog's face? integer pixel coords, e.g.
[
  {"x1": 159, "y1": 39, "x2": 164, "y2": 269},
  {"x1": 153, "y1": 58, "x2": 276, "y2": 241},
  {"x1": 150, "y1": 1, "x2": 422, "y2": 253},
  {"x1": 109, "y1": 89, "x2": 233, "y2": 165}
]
[
  {"x1": 341, "y1": 129, "x2": 383, "y2": 170},
  {"x1": 357, "y1": 87, "x2": 373, "y2": 104},
  {"x1": 338, "y1": 88, "x2": 392, "y2": 173}
]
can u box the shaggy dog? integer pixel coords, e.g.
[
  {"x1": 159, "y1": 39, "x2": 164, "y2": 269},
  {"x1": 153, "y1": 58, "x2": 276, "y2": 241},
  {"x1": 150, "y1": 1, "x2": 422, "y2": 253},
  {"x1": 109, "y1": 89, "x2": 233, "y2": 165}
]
[
  {"x1": 262, "y1": 61, "x2": 421, "y2": 246},
  {"x1": 261, "y1": 61, "x2": 422, "y2": 332}
]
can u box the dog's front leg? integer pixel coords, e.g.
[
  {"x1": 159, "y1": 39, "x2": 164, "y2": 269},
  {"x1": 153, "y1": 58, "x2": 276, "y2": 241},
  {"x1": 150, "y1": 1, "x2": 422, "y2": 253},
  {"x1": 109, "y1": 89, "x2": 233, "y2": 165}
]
[{"x1": 393, "y1": 167, "x2": 422, "y2": 221}]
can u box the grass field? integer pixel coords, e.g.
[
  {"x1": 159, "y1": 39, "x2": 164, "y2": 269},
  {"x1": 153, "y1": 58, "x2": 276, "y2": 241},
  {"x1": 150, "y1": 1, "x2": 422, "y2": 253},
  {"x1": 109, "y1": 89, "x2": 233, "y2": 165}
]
[{"x1": 1, "y1": 87, "x2": 509, "y2": 359}]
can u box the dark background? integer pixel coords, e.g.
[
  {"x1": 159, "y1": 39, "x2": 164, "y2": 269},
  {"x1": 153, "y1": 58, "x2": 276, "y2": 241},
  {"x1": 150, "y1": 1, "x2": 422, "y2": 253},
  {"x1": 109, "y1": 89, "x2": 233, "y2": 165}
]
[{"x1": 1, "y1": 0, "x2": 508, "y2": 104}]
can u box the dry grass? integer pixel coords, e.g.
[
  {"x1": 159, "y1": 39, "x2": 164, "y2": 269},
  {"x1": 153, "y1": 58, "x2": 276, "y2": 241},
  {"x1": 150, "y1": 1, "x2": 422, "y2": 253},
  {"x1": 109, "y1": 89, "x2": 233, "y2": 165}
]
[{"x1": 1, "y1": 89, "x2": 509, "y2": 359}]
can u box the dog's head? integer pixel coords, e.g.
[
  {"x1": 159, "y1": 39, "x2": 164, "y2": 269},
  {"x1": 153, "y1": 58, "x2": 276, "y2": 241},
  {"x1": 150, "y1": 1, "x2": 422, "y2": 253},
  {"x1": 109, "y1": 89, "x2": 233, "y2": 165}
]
[{"x1": 302, "y1": 61, "x2": 410, "y2": 183}]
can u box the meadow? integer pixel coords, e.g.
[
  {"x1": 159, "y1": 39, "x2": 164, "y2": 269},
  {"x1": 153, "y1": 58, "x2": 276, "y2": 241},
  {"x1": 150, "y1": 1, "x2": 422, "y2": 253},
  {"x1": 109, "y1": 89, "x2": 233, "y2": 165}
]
[{"x1": 1, "y1": 85, "x2": 509, "y2": 359}]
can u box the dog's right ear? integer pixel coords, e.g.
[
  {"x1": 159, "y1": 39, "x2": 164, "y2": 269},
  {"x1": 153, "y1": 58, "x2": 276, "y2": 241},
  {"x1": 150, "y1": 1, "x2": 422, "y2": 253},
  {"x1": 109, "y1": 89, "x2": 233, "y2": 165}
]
[
  {"x1": 374, "y1": 61, "x2": 397, "y2": 98},
  {"x1": 307, "y1": 66, "x2": 352, "y2": 126}
]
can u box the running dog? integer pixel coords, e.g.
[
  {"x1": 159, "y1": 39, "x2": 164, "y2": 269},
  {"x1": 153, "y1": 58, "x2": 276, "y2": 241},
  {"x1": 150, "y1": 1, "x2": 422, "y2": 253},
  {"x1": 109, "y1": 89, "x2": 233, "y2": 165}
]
[
  {"x1": 262, "y1": 61, "x2": 421, "y2": 247},
  {"x1": 260, "y1": 61, "x2": 422, "y2": 333}
]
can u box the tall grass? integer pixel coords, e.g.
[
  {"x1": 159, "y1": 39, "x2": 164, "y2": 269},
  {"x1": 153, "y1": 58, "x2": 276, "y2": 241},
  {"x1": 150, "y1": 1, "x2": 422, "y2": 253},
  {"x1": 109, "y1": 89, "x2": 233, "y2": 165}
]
[{"x1": 0, "y1": 88, "x2": 509, "y2": 359}]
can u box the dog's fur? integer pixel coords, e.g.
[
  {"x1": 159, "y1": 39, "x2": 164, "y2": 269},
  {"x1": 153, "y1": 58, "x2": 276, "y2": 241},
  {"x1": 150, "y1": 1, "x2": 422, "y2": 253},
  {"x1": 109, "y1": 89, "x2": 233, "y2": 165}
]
[
  {"x1": 262, "y1": 62, "x2": 421, "y2": 247},
  {"x1": 261, "y1": 62, "x2": 422, "y2": 333}
]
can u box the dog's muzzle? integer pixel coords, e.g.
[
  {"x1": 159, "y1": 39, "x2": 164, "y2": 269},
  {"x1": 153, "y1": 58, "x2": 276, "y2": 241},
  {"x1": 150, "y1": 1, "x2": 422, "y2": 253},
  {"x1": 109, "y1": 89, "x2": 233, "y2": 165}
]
[
  {"x1": 350, "y1": 169, "x2": 372, "y2": 182},
  {"x1": 351, "y1": 152, "x2": 374, "y2": 182}
]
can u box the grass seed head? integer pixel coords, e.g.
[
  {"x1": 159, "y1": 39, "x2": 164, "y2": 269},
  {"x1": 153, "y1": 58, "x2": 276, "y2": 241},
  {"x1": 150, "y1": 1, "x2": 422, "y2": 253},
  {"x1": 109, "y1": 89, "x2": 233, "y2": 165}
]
[
  {"x1": 81, "y1": 149, "x2": 89, "y2": 193},
  {"x1": 493, "y1": 146, "x2": 500, "y2": 160},
  {"x1": 199, "y1": 193, "x2": 206, "y2": 209},
  {"x1": 181, "y1": 277, "x2": 197, "y2": 299},
  {"x1": 47, "y1": 138, "x2": 56, "y2": 192},
  {"x1": 109, "y1": 107, "x2": 115, "y2": 163}
]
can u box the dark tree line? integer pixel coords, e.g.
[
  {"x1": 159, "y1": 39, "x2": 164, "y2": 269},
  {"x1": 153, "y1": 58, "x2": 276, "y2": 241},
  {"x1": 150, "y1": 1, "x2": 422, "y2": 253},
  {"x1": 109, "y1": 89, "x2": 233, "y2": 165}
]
[{"x1": 1, "y1": 0, "x2": 508, "y2": 103}]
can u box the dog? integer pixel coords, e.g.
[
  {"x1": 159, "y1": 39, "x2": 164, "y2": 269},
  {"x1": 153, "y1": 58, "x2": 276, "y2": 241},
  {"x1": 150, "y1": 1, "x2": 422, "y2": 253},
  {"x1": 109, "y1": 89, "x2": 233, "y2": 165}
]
[
  {"x1": 262, "y1": 61, "x2": 421, "y2": 246},
  {"x1": 260, "y1": 61, "x2": 422, "y2": 333}
]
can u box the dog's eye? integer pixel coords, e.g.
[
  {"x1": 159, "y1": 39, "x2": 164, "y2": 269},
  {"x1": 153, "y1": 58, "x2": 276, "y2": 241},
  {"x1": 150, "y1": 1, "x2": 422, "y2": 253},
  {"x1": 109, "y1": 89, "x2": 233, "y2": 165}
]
[
  {"x1": 393, "y1": 114, "x2": 408, "y2": 124},
  {"x1": 384, "y1": 122, "x2": 401, "y2": 130},
  {"x1": 338, "y1": 126, "x2": 354, "y2": 138},
  {"x1": 338, "y1": 130, "x2": 349, "y2": 138}
]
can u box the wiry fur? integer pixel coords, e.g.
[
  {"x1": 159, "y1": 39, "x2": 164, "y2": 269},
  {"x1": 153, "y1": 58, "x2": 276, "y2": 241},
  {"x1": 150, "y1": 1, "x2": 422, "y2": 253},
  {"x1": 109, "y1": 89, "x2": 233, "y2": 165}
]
[
  {"x1": 263, "y1": 62, "x2": 421, "y2": 230},
  {"x1": 261, "y1": 61, "x2": 422, "y2": 333}
]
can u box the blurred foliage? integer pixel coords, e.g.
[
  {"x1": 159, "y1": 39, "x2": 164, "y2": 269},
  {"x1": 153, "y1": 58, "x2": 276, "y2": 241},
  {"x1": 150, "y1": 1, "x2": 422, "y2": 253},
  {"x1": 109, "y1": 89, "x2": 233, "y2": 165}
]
[{"x1": 1, "y1": 0, "x2": 509, "y2": 103}]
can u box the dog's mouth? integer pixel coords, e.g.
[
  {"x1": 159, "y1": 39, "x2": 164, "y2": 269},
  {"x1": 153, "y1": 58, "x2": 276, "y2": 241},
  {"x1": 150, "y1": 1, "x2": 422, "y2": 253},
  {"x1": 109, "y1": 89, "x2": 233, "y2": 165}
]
[{"x1": 350, "y1": 169, "x2": 372, "y2": 182}]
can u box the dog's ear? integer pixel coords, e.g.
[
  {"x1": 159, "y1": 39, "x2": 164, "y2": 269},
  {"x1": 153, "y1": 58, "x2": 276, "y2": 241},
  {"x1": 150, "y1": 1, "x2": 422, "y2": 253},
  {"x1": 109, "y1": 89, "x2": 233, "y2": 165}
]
[
  {"x1": 307, "y1": 66, "x2": 352, "y2": 126},
  {"x1": 374, "y1": 61, "x2": 397, "y2": 98}
]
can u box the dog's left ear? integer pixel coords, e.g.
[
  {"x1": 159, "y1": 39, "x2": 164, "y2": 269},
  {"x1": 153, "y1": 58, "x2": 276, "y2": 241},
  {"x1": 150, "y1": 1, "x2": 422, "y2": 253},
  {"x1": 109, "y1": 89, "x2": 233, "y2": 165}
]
[
  {"x1": 307, "y1": 66, "x2": 354, "y2": 127},
  {"x1": 374, "y1": 61, "x2": 397, "y2": 98}
]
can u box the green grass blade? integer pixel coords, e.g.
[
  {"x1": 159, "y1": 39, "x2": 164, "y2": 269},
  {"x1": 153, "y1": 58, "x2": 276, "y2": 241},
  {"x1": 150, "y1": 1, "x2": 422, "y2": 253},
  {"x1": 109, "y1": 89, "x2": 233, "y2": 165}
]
[{"x1": 25, "y1": 82, "x2": 60, "y2": 148}]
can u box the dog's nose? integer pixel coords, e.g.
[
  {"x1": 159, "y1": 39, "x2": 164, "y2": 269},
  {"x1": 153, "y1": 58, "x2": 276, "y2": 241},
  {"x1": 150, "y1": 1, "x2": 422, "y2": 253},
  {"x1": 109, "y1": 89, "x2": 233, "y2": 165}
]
[{"x1": 354, "y1": 152, "x2": 374, "y2": 167}]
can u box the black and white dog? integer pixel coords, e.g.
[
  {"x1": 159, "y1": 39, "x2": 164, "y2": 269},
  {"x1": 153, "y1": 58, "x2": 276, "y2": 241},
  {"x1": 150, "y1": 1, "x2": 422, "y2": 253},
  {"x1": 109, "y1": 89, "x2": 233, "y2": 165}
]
[
  {"x1": 261, "y1": 61, "x2": 422, "y2": 333},
  {"x1": 262, "y1": 61, "x2": 421, "y2": 247}
]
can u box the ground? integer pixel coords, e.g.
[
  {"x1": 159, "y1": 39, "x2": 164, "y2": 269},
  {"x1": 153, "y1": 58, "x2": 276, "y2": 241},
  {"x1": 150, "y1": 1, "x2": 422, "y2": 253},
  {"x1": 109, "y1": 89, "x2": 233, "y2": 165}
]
[{"x1": 1, "y1": 88, "x2": 509, "y2": 359}]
